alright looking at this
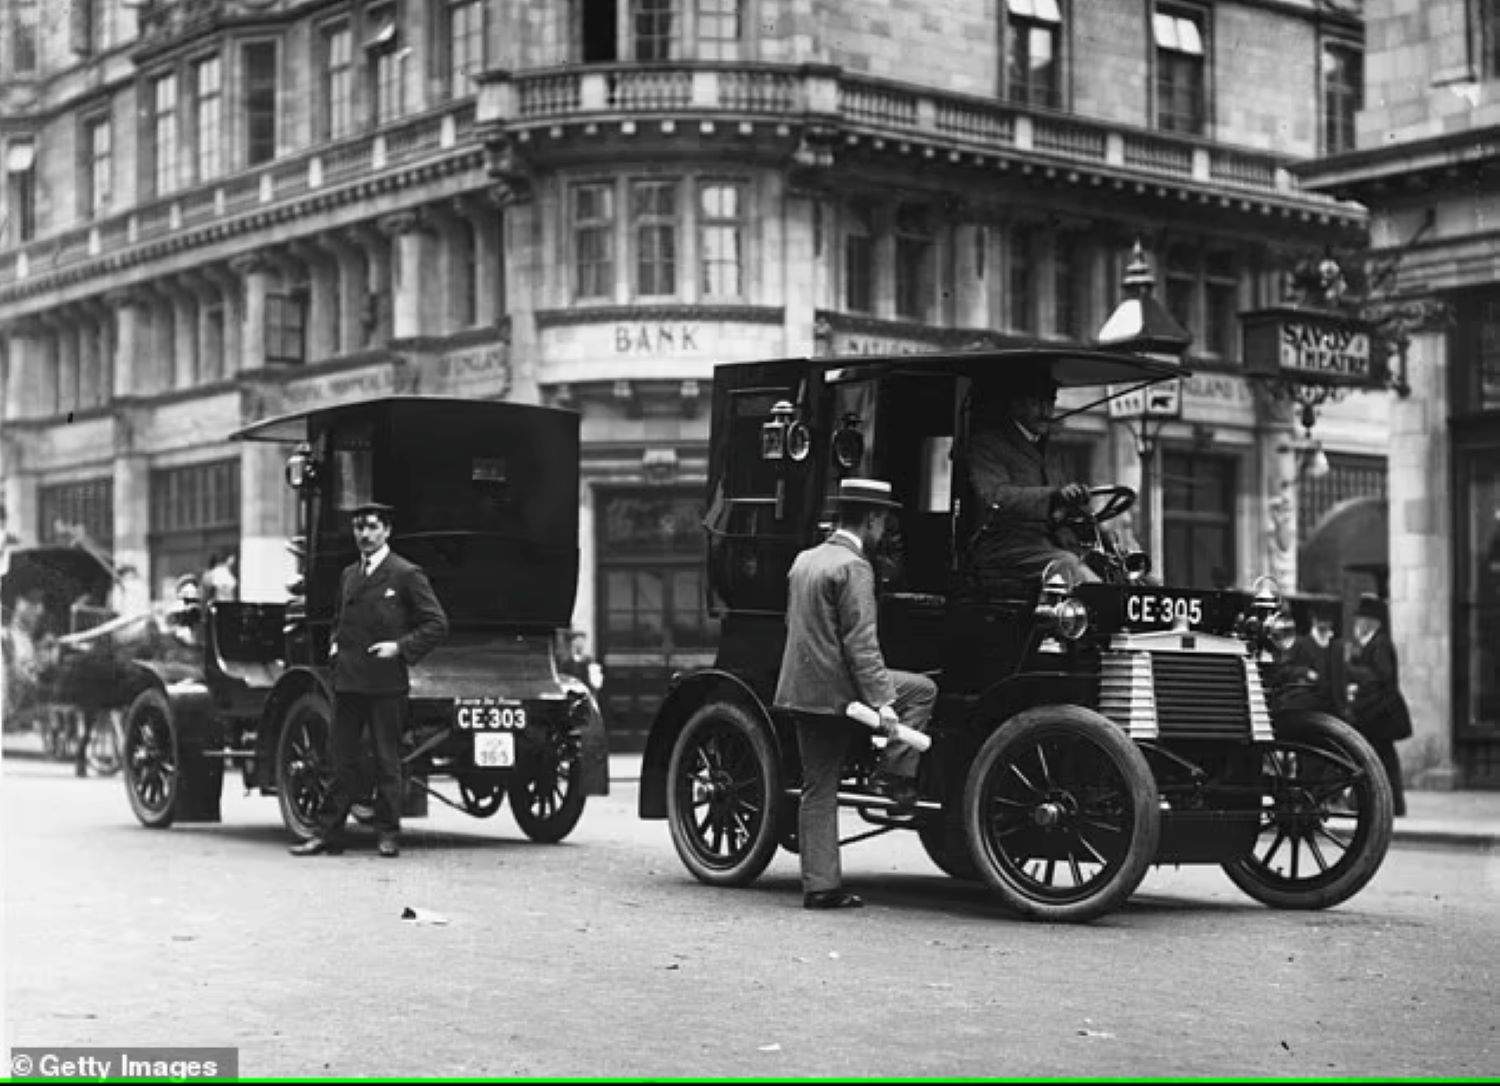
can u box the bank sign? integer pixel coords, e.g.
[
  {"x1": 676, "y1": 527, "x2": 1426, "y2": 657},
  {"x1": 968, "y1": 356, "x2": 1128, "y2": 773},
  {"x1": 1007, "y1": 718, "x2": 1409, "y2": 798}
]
[{"x1": 1241, "y1": 306, "x2": 1383, "y2": 388}]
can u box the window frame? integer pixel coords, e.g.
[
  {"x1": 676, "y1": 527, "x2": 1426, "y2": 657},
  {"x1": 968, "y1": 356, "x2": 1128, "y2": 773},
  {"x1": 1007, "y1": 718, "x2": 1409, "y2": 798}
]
[
  {"x1": 572, "y1": 180, "x2": 617, "y2": 301},
  {"x1": 151, "y1": 71, "x2": 180, "y2": 197},
  {"x1": 1004, "y1": 0, "x2": 1064, "y2": 110},
  {"x1": 632, "y1": 0, "x2": 677, "y2": 61},
  {"x1": 445, "y1": 0, "x2": 486, "y2": 99},
  {"x1": 242, "y1": 39, "x2": 280, "y2": 167},
  {"x1": 1152, "y1": 2, "x2": 1209, "y2": 136},
  {"x1": 81, "y1": 113, "x2": 113, "y2": 219},
  {"x1": 696, "y1": 0, "x2": 742, "y2": 60},
  {"x1": 893, "y1": 203, "x2": 935, "y2": 323},
  {"x1": 1321, "y1": 38, "x2": 1362, "y2": 156},
  {"x1": 264, "y1": 289, "x2": 308, "y2": 365},
  {"x1": 192, "y1": 54, "x2": 223, "y2": 182},
  {"x1": 6, "y1": 143, "x2": 35, "y2": 242},
  {"x1": 1007, "y1": 224, "x2": 1037, "y2": 334},
  {"x1": 630, "y1": 177, "x2": 680, "y2": 299},
  {"x1": 843, "y1": 204, "x2": 874, "y2": 315},
  {"x1": 698, "y1": 179, "x2": 747, "y2": 301},
  {"x1": 12, "y1": 0, "x2": 38, "y2": 74},
  {"x1": 319, "y1": 21, "x2": 355, "y2": 141}
]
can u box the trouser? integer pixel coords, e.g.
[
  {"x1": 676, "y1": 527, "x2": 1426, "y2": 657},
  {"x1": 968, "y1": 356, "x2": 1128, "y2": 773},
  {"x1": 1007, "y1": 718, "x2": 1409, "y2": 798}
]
[
  {"x1": 321, "y1": 691, "x2": 406, "y2": 836},
  {"x1": 1368, "y1": 735, "x2": 1407, "y2": 817},
  {"x1": 793, "y1": 669, "x2": 937, "y2": 893}
]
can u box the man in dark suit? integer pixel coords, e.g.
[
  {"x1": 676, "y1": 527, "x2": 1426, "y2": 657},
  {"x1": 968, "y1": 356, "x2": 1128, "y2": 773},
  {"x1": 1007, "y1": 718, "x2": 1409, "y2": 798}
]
[
  {"x1": 966, "y1": 370, "x2": 1097, "y2": 588},
  {"x1": 774, "y1": 478, "x2": 937, "y2": 911},
  {"x1": 291, "y1": 501, "x2": 448, "y2": 858},
  {"x1": 1345, "y1": 593, "x2": 1410, "y2": 818}
]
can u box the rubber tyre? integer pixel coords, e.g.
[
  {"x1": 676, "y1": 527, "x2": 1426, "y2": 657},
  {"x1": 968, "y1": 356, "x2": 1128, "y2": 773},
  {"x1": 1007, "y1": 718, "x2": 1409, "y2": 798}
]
[
  {"x1": 1222, "y1": 710, "x2": 1394, "y2": 910},
  {"x1": 666, "y1": 700, "x2": 783, "y2": 887},
  {"x1": 509, "y1": 727, "x2": 587, "y2": 843},
  {"x1": 918, "y1": 812, "x2": 980, "y2": 881},
  {"x1": 964, "y1": 705, "x2": 1160, "y2": 923},
  {"x1": 122, "y1": 688, "x2": 178, "y2": 829},
  {"x1": 276, "y1": 693, "x2": 335, "y2": 841}
]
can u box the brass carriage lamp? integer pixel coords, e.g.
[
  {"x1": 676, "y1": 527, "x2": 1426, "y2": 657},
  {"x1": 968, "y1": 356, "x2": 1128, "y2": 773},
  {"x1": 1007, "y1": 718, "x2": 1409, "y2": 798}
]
[
  {"x1": 284, "y1": 442, "x2": 319, "y2": 490},
  {"x1": 760, "y1": 400, "x2": 796, "y2": 461}
]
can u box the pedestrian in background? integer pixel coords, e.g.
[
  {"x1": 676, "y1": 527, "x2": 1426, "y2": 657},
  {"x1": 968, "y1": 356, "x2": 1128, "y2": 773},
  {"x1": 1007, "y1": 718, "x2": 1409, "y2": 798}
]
[
  {"x1": 1346, "y1": 593, "x2": 1410, "y2": 818},
  {"x1": 291, "y1": 501, "x2": 448, "y2": 858},
  {"x1": 558, "y1": 629, "x2": 603, "y2": 694},
  {"x1": 203, "y1": 552, "x2": 238, "y2": 602},
  {"x1": 1277, "y1": 602, "x2": 1344, "y2": 717}
]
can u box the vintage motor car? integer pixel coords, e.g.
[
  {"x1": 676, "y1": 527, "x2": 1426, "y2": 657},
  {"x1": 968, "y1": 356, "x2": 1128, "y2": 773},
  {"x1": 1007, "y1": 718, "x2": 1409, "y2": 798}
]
[
  {"x1": 638, "y1": 347, "x2": 1393, "y2": 922},
  {"x1": 119, "y1": 396, "x2": 609, "y2": 843}
]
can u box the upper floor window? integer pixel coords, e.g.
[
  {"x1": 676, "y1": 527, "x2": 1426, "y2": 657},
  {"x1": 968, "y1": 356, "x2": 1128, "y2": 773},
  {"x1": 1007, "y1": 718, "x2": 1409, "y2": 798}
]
[
  {"x1": 698, "y1": 0, "x2": 741, "y2": 59},
  {"x1": 369, "y1": 21, "x2": 406, "y2": 124},
  {"x1": 699, "y1": 181, "x2": 746, "y2": 298},
  {"x1": 632, "y1": 179, "x2": 678, "y2": 296},
  {"x1": 1322, "y1": 42, "x2": 1361, "y2": 155},
  {"x1": 1005, "y1": 0, "x2": 1062, "y2": 109},
  {"x1": 12, "y1": 0, "x2": 38, "y2": 73},
  {"x1": 1053, "y1": 234, "x2": 1086, "y2": 339},
  {"x1": 194, "y1": 56, "x2": 223, "y2": 181},
  {"x1": 844, "y1": 205, "x2": 874, "y2": 314},
  {"x1": 1153, "y1": 5, "x2": 1206, "y2": 135},
  {"x1": 453, "y1": 221, "x2": 478, "y2": 326},
  {"x1": 1161, "y1": 244, "x2": 1239, "y2": 360},
  {"x1": 322, "y1": 24, "x2": 354, "y2": 140},
  {"x1": 265, "y1": 290, "x2": 307, "y2": 364},
  {"x1": 5, "y1": 140, "x2": 35, "y2": 243},
  {"x1": 71, "y1": 0, "x2": 108, "y2": 56},
  {"x1": 446, "y1": 0, "x2": 485, "y2": 98},
  {"x1": 581, "y1": 0, "x2": 617, "y2": 62},
  {"x1": 152, "y1": 73, "x2": 179, "y2": 196},
  {"x1": 633, "y1": 0, "x2": 675, "y2": 60},
  {"x1": 1163, "y1": 244, "x2": 1197, "y2": 341},
  {"x1": 83, "y1": 115, "x2": 112, "y2": 218},
  {"x1": 243, "y1": 41, "x2": 278, "y2": 166},
  {"x1": 573, "y1": 182, "x2": 615, "y2": 300},
  {"x1": 894, "y1": 204, "x2": 933, "y2": 322}
]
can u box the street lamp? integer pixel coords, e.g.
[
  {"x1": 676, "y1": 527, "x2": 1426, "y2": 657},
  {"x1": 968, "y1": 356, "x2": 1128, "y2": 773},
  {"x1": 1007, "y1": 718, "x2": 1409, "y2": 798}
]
[{"x1": 1095, "y1": 240, "x2": 1193, "y2": 557}]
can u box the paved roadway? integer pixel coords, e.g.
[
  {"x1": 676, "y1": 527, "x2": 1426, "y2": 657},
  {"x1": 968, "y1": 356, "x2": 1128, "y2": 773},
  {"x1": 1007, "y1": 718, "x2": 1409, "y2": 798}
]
[{"x1": 2, "y1": 756, "x2": 1497, "y2": 1078}]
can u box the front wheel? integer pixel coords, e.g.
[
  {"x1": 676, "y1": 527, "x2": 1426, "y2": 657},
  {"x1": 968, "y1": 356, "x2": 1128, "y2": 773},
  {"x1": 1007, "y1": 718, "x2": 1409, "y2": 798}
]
[
  {"x1": 964, "y1": 705, "x2": 1160, "y2": 923},
  {"x1": 1221, "y1": 711, "x2": 1393, "y2": 910},
  {"x1": 666, "y1": 700, "x2": 783, "y2": 887},
  {"x1": 276, "y1": 694, "x2": 334, "y2": 841},
  {"x1": 509, "y1": 729, "x2": 586, "y2": 843},
  {"x1": 122, "y1": 689, "x2": 178, "y2": 828}
]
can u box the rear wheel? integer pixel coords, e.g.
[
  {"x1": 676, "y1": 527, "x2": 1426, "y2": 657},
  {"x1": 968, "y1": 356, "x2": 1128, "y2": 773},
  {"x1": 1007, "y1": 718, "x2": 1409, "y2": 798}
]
[
  {"x1": 509, "y1": 728, "x2": 586, "y2": 843},
  {"x1": 666, "y1": 700, "x2": 782, "y2": 887},
  {"x1": 276, "y1": 693, "x2": 334, "y2": 841},
  {"x1": 964, "y1": 705, "x2": 1159, "y2": 922},
  {"x1": 123, "y1": 689, "x2": 178, "y2": 828},
  {"x1": 1222, "y1": 711, "x2": 1393, "y2": 910}
]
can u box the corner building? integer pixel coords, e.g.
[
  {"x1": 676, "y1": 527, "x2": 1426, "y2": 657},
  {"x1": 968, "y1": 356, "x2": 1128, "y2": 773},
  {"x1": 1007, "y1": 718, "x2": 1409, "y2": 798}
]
[{"x1": 1, "y1": 0, "x2": 1379, "y2": 747}]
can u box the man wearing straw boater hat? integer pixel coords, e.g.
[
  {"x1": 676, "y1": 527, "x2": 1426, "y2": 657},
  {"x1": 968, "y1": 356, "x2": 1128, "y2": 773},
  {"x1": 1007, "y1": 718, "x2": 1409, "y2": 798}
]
[{"x1": 774, "y1": 477, "x2": 936, "y2": 910}]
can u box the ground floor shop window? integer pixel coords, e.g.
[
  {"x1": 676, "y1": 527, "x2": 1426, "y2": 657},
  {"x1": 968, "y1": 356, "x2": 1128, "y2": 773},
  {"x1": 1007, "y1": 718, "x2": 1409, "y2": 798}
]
[
  {"x1": 596, "y1": 488, "x2": 718, "y2": 750},
  {"x1": 148, "y1": 459, "x2": 240, "y2": 601},
  {"x1": 1161, "y1": 450, "x2": 1236, "y2": 589},
  {"x1": 39, "y1": 478, "x2": 113, "y2": 550}
]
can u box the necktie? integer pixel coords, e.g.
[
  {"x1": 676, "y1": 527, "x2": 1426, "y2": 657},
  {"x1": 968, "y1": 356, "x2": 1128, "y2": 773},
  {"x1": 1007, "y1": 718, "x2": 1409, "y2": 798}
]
[{"x1": 361, "y1": 558, "x2": 371, "y2": 578}]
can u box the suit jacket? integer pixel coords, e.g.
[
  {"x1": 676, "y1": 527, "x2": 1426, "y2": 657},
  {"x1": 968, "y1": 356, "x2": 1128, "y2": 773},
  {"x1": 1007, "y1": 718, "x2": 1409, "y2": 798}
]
[
  {"x1": 1346, "y1": 630, "x2": 1412, "y2": 741},
  {"x1": 967, "y1": 419, "x2": 1063, "y2": 578},
  {"x1": 1277, "y1": 634, "x2": 1342, "y2": 715},
  {"x1": 331, "y1": 551, "x2": 449, "y2": 695},
  {"x1": 773, "y1": 533, "x2": 897, "y2": 716}
]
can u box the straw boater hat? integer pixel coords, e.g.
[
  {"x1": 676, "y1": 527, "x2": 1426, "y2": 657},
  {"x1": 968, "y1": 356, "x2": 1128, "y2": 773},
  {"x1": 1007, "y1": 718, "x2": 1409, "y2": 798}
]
[{"x1": 834, "y1": 478, "x2": 901, "y2": 510}]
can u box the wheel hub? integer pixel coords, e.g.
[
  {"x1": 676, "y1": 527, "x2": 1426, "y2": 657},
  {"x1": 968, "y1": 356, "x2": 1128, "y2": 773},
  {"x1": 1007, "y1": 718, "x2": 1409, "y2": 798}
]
[{"x1": 1031, "y1": 794, "x2": 1077, "y2": 830}]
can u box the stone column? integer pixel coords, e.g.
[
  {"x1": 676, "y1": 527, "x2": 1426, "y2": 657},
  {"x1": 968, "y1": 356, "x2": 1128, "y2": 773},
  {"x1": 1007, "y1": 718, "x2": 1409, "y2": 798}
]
[
  {"x1": 178, "y1": 272, "x2": 220, "y2": 386},
  {"x1": 380, "y1": 210, "x2": 436, "y2": 341},
  {"x1": 347, "y1": 224, "x2": 392, "y2": 347},
  {"x1": 318, "y1": 233, "x2": 367, "y2": 356},
  {"x1": 496, "y1": 189, "x2": 539, "y2": 403},
  {"x1": 1390, "y1": 326, "x2": 1456, "y2": 789},
  {"x1": 1, "y1": 441, "x2": 38, "y2": 548},
  {"x1": 231, "y1": 253, "x2": 275, "y2": 372},
  {"x1": 160, "y1": 279, "x2": 199, "y2": 390},
  {"x1": 77, "y1": 299, "x2": 111, "y2": 410},
  {"x1": 106, "y1": 288, "x2": 148, "y2": 399},
  {"x1": 953, "y1": 222, "x2": 990, "y2": 330},
  {"x1": 111, "y1": 445, "x2": 151, "y2": 612},
  {"x1": 871, "y1": 203, "x2": 896, "y2": 320},
  {"x1": 289, "y1": 240, "x2": 339, "y2": 363},
  {"x1": 779, "y1": 176, "x2": 819, "y2": 357},
  {"x1": 3, "y1": 322, "x2": 42, "y2": 420}
]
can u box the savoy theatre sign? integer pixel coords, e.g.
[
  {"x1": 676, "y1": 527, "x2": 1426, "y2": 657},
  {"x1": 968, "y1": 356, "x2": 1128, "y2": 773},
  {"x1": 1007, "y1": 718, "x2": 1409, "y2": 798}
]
[{"x1": 1240, "y1": 306, "x2": 1383, "y2": 388}]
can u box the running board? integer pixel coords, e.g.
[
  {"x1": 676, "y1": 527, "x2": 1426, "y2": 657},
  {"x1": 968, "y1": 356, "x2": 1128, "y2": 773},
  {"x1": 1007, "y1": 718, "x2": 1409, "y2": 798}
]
[{"x1": 785, "y1": 787, "x2": 942, "y2": 814}]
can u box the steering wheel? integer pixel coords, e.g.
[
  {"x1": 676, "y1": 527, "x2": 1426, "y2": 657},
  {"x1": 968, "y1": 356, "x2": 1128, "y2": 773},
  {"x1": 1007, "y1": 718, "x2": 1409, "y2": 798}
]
[{"x1": 1084, "y1": 485, "x2": 1136, "y2": 524}]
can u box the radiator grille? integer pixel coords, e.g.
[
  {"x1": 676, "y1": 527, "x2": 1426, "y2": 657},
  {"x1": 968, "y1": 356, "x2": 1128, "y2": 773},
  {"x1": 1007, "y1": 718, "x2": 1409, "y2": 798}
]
[{"x1": 1152, "y1": 653, "x2": 1253, "y2": 740}]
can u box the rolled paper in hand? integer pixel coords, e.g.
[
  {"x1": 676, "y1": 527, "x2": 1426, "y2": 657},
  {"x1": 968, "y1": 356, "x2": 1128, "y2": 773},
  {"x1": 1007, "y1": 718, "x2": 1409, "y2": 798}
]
[{"x1": 845, "y1": 701, "x2": 932, "y2": 753}]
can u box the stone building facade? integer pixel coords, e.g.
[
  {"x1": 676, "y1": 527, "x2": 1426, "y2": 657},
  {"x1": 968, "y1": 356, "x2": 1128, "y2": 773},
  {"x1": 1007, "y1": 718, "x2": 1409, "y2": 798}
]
[
  {"x1": 1303, "y1": 0, "x2": 1500, "y2": 788},
  {"x1": 1, "y1": 0, "x2": 1380, "y2": 746}
]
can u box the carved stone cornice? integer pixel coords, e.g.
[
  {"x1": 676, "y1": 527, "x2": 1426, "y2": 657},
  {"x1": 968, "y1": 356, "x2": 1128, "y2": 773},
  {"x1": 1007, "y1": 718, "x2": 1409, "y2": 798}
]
[
  {"x1": 378, "y1": 210, "x2": 432, "y2": 238},
  {"x1": 533, "y1": 304, "x2": 785, "y2": 329},
  {"x1": 103, "y1": 286, "x2": 153, "y2": 311},
  {"x1": 228, "y1": 252, "x2": 277, "y2": 278},
  {"x1": 482, "y1": 131, "x2": 533, "y2": 205}
]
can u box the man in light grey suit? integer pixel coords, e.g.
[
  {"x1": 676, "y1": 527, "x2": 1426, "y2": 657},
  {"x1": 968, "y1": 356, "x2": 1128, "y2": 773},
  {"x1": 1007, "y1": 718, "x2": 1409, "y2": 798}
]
[{"x1": 774, "y1": 478, "x2": 937, "y2": 910}]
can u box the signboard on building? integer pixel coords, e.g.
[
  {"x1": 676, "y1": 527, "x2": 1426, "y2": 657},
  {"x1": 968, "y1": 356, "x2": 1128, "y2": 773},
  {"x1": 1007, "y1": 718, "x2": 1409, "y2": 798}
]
[
  {"x1": 1107, "y1": 378, "x2": 1182, "y2": 419},
  {"x1": 1241, "y1": 306, "x2": 1383, "y2": 388}
]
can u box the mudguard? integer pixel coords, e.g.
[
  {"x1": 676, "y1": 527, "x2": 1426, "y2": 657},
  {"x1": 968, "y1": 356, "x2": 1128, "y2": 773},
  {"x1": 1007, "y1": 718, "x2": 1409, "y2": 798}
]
[
  {"x1": 571, "y1": 685, "x2": 610, "y2": 797},
  {"x1": 639, "y1": 668, "x2": 778, "y2": 819},
  {"x1": 152, "y1": 674, "x2": 225, "y2": 823}
]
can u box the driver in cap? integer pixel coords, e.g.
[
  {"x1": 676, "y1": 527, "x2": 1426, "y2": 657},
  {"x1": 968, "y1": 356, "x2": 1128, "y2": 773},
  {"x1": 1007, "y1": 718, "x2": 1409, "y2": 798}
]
[{"x1": 967, "y1": 367, "x2": 1099, "y2": 586}]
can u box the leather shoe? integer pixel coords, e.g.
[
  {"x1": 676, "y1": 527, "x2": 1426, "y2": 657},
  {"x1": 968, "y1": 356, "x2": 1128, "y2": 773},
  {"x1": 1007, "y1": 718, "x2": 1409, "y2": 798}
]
[
  {"x1": 377, "y1": 834, "x2": 400, "y2": 858},
  {"x1": 804, "y1": 889, "x2": 864, "y2": 910},
  {"x1": 350, "y1": 802, "x2": 376, "y2": 825},
  {"x1": 289, "y1": 836, "x2": 344, "y2": 857},
  {"x1": 872, "y1": 773, "x2": 919, "y2": 817}
]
